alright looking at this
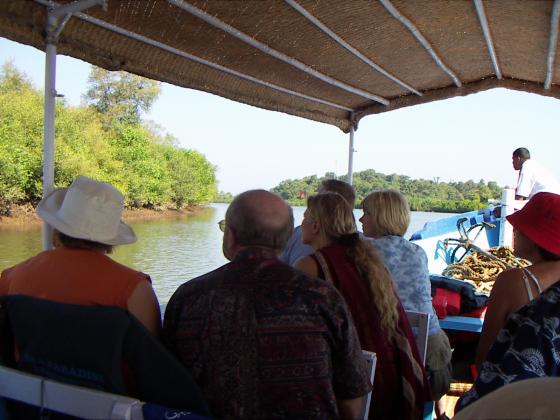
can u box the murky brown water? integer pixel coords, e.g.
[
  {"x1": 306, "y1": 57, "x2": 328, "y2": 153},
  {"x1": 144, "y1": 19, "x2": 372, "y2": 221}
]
[{"x1": 0, "y1": 203, "x2": 451, "y2": 303}]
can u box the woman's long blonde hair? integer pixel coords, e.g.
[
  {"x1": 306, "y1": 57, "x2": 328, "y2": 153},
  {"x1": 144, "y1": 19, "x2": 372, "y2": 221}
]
[{"x1": 307, "y1": 192, "x2": 399, "y2": 340}]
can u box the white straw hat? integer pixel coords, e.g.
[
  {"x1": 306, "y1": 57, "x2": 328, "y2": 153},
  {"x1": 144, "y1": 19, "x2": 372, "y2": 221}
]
[{"x1": 36, "y1": 176, "x2": 136, "y2": 245}]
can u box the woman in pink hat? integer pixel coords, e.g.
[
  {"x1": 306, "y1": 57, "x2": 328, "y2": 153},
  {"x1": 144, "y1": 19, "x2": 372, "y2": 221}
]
[{"x1": 475, "y1": 191, "x2": 560, "y2": 368}]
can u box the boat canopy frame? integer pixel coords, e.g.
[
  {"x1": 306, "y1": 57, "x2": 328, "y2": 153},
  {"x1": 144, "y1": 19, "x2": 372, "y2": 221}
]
[
  {"x1": 1, "y1": 0, "x2": 560, "y2": 248},
  {"x1": 1, "y1": 0, "x2": 558, "y2": 131}
]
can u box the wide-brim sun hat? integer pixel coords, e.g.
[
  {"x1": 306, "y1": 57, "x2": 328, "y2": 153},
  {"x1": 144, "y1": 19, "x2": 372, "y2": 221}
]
[
  {"x1": 506, "y1": 191, "x2": 560, "y2": 256},
  {"x1": 36, "y1": 176, "x2": 136, "y2": 246}
]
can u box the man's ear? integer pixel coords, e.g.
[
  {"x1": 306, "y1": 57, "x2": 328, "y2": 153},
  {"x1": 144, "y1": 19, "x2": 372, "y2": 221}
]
[
  {"x1": 222, "y1": 225, "x2": 238, "y2": 261},
  {"x1": 226, "y1": 225, "x2": 237, "y2": 246}
]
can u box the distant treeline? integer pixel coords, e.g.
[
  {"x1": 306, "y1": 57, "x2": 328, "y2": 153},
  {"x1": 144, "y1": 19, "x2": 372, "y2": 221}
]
[
  {"x1": 271, "y1": 170, "x2": 503, "y2": 213},
  {"x1": 214, "y1": 191, "x2": 234, "y2": 203},
  {"x1": 0, "y1": 62, "x2": 217, "y2": 216}
]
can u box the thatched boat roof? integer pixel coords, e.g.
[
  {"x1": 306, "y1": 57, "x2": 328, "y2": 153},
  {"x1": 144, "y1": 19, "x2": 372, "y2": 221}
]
[{"x1": 1, "y1": 0, "x2": 559, "y2": 132}]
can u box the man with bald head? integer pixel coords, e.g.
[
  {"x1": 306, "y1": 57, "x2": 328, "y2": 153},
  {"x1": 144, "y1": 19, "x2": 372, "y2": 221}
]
[
  {"x1": 221, "y1": 189, "x2": 294, "y2": 260},
  {"x1": 163, "y1": 190, "x2": 370, "y2": 419}
]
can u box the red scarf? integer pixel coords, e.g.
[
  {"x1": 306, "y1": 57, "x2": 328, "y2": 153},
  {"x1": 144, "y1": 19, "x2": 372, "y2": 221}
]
[{"x1": 312, "y1": 243, "x2": 431, "y2": 420}]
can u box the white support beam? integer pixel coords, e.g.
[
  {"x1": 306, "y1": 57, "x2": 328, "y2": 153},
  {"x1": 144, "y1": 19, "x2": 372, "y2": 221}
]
[
  {"x1": 473, "y1": 0, "x2": 502, "y2": 80},
  {"x1": 379, "y1": 0, "x2": 462, "y2": 87},
  {"x1": 49, "y1": 0, "x2": 106, "y2": 17},
  {"x1": 51, "y1": 13, "x2": 73, "y2": 40},
  {"x1": 285, "y1": 0, "x2": 422, "y2": 96},
  {"x1": 42, "y1": 33, "x2": 56, "y2": 250},
  {"x1": 545, "y1": 0, "x2": 560, "y2": 89},
  {"x1": 51, "y1": 0, "x2": 106, "y2": 39},
  {"x1": 39, "y1": 0, "x2": 106, "y2": 250},
  {"x1": 347, "y1": 125, "x2": 355, "y2": 185},
  {"x1": 33, "y1": 0, "x2": 354, "y2": 113},
  {"x1": 168, "y1": 0, "x2": 389, "y2": 105}
]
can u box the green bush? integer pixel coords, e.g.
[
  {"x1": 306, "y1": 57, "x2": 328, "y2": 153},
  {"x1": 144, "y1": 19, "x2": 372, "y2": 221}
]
[
  {"x1": 272, "y1": 170, "x2": 503, "y2": 213},
  {"x1": 0, "y1": 62, "x2": 218, "y2": 210}
]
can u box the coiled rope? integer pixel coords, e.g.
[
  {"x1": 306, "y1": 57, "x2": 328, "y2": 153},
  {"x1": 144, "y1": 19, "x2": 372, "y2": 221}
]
[{"x1": 442, "y1": 246, "x2": 530, "y2": 294}]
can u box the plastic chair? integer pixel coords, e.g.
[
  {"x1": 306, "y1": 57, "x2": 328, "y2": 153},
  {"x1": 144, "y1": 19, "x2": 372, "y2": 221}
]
[
  {"x1": 359, "y1": 350, "x2": 377, "y2": 420},
  {"x1": 405, "y1": 311, "x2": 433, "y2": 420},
  {"x1": 0, "y1": 365, "x2": 143, "y2": 419},
  {"x1": 405, "y1": 310, "x2": 430, "y2": 366}
]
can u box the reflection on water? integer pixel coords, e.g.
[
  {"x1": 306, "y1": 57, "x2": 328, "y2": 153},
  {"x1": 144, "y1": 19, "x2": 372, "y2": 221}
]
[
  {"x1": 0, "y1": 203, "x2": 452, "y2": 304},
  {"x1": 113, "y1": 205, "x2": 229, "y2": 302},
  {"x1": 0, "y1": 228, "x2": 42, "y2": 269}
]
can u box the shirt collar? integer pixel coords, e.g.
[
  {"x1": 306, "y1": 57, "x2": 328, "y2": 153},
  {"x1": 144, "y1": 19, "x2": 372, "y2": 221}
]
[{"x1": 233, "y1": 246, "x2": 279, "y2": 263}]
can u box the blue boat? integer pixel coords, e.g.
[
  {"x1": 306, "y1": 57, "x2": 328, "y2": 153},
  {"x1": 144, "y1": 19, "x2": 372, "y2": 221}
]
[
  {"x1": 410, "y1": 198, "x2": 510, "y2": 275},
  {"x1": 1, "y1": 0, "x2": 558, "y2": 417}
]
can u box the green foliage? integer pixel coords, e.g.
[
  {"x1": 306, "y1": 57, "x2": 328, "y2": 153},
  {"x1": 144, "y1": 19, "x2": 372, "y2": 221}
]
[
  {"x1": 0, "y1": 61, "x2": 33, "y2": 94},
  {"x1": 0, "y1": 63, "x2": 217, "y2": 211},
  {"x1": 54, "y1": 105, "x2": 114, "y2": 188},
  {"x1": 84, "y1": 67, "x2": 161, "y2": 125},
  {"x1": 162, "y1": 146, "x2": 217, "y2": 207},
  {"x1": 272, "y1": 175, "x2": 321, "y2": 206},
  {"x1": 272, "y1": 170, "x2": 503, "y2": 213},
  {"x1": 107, "y1": 124, "x2": 171, "y2": 207},
  {"x1": 0, "y1": 69, "x2": 44, "y2": 203},
  {"x1": 214, "y1": 191, "x2": 234, "y2": 203}
]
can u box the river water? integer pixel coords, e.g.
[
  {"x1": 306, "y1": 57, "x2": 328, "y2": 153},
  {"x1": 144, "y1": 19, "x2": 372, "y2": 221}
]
[{"x1": 0, "y1": 203, "x2": 453, "y2": 304}]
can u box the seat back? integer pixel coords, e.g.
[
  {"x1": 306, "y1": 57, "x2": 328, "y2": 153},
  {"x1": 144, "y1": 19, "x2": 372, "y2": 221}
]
[
  {"x1": 359, "y1": 350, "x2": 377, "y2": 420},
  {"x1": 405, "y1": 310, "x2": 430, "y2": 366},
  {"x1": 1, "y1": 295, "x2": 210, "y2": 417},
  {"x1": 0, "y1": 365, "x2": 143, "y2": 420}
]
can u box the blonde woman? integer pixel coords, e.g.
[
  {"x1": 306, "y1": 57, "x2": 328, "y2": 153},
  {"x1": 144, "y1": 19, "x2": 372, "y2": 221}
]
[
  {"x1": 295, "y1": 192, "x2": 429, "y2": 420},
  {"x1": 361, "y1": 189, "x2": 452, "y2": 418}
]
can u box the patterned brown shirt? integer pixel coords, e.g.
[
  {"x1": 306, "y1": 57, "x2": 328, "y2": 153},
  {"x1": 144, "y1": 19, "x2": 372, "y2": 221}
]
[{"x1": 163, "y1": 247, "x2": 370, "y2": 419}]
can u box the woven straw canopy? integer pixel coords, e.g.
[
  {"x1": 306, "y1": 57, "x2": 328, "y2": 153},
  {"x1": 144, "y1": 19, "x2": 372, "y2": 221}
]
[{"x1": 1, "y1": 0, "x2": 559, "y2": 132}]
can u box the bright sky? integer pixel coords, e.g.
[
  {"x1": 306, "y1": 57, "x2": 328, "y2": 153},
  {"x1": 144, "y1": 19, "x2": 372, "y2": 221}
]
[{"x1": 2, "y1": 37, "x2": 560, "y2": 194}]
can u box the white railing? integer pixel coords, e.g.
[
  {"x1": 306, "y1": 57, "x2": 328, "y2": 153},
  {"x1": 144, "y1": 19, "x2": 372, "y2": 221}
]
[{"x1": 0, "y1": 366, "x2": 144, "y2": 420}]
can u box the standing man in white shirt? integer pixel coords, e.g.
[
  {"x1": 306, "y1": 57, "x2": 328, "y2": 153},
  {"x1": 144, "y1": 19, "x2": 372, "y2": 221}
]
[{"x1": 512, "y1": 147, "x2": 560, "y2": 200}]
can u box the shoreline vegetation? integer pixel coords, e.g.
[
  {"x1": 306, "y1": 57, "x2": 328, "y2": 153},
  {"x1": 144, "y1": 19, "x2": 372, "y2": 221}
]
[
  {"x1": 0, "y1": 203, "x2": 209, "y2": 230},
  {"x1": 0, "y1": 62, "x2": 218, "y2": 220},
  {"x1": 271, "y1": 171, "x2": 504, "y2": 213},
  {"x1": 1, "y1": 61, "x2": 504, "y2": 217}
]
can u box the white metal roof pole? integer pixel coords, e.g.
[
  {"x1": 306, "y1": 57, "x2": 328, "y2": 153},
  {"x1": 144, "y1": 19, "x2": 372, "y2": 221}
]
[
  {"x1": 347, "y1": 124, "x2": 355, "y2": 185},
  {"x1": 168, "y1": 0, "x2": 390, "y2": 105},
  {"x1": 473, "y1": 0, "x2": 502, "y2": 80},
  {"x1": 379, "y1": 0, "x2": 462, "y2": 88},
  {"x1": 41, "y1": 0, "x2": 106, "y2": 250},
  {"x1": 285, "y1": 0, "x2": 422, "y2": 96},
  {"x1": 33, "y1": 0, "x2": 353, "y2": 113},
  {"x1": 545, "y1": 0, "x2": 560, "y2": 89},
  {"x1": 41, "y1": 13, "x2": 58, "y2": 250}
]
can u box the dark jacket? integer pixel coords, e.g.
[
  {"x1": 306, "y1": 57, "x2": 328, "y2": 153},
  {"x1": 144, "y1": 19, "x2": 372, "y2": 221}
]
[{"x1": 0, "y1": 295, "x2": 210, "y2": 418}]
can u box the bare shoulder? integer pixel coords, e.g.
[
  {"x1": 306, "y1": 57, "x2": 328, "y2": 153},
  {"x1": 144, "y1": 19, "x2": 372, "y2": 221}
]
[
  {"x1": 489, "y1": 267, "x2": 527, "y2": 305},
  {"x1": 294, "y1": 255, "x2": 319, "y2": 278},
  {"x1": 476, "y1": 267, "x2": 527, "y2": 367},
  {"x1": 493, "y1": 267, "x2": 525, "y2": 289},
  {"x1": 526, "y1": 261, "x2": 560, "y2": 290},
  {"x1": 127, "y1": 280, "x2": 161, "y2": 336}
]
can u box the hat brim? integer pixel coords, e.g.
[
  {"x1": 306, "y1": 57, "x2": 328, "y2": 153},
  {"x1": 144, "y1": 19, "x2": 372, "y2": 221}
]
[
  {"x1": 36, "y1": 188, "x2": 136, "y2": 246},
  {"x1": 506, "y1": 209, "x2": 560, "y2": 256}
]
